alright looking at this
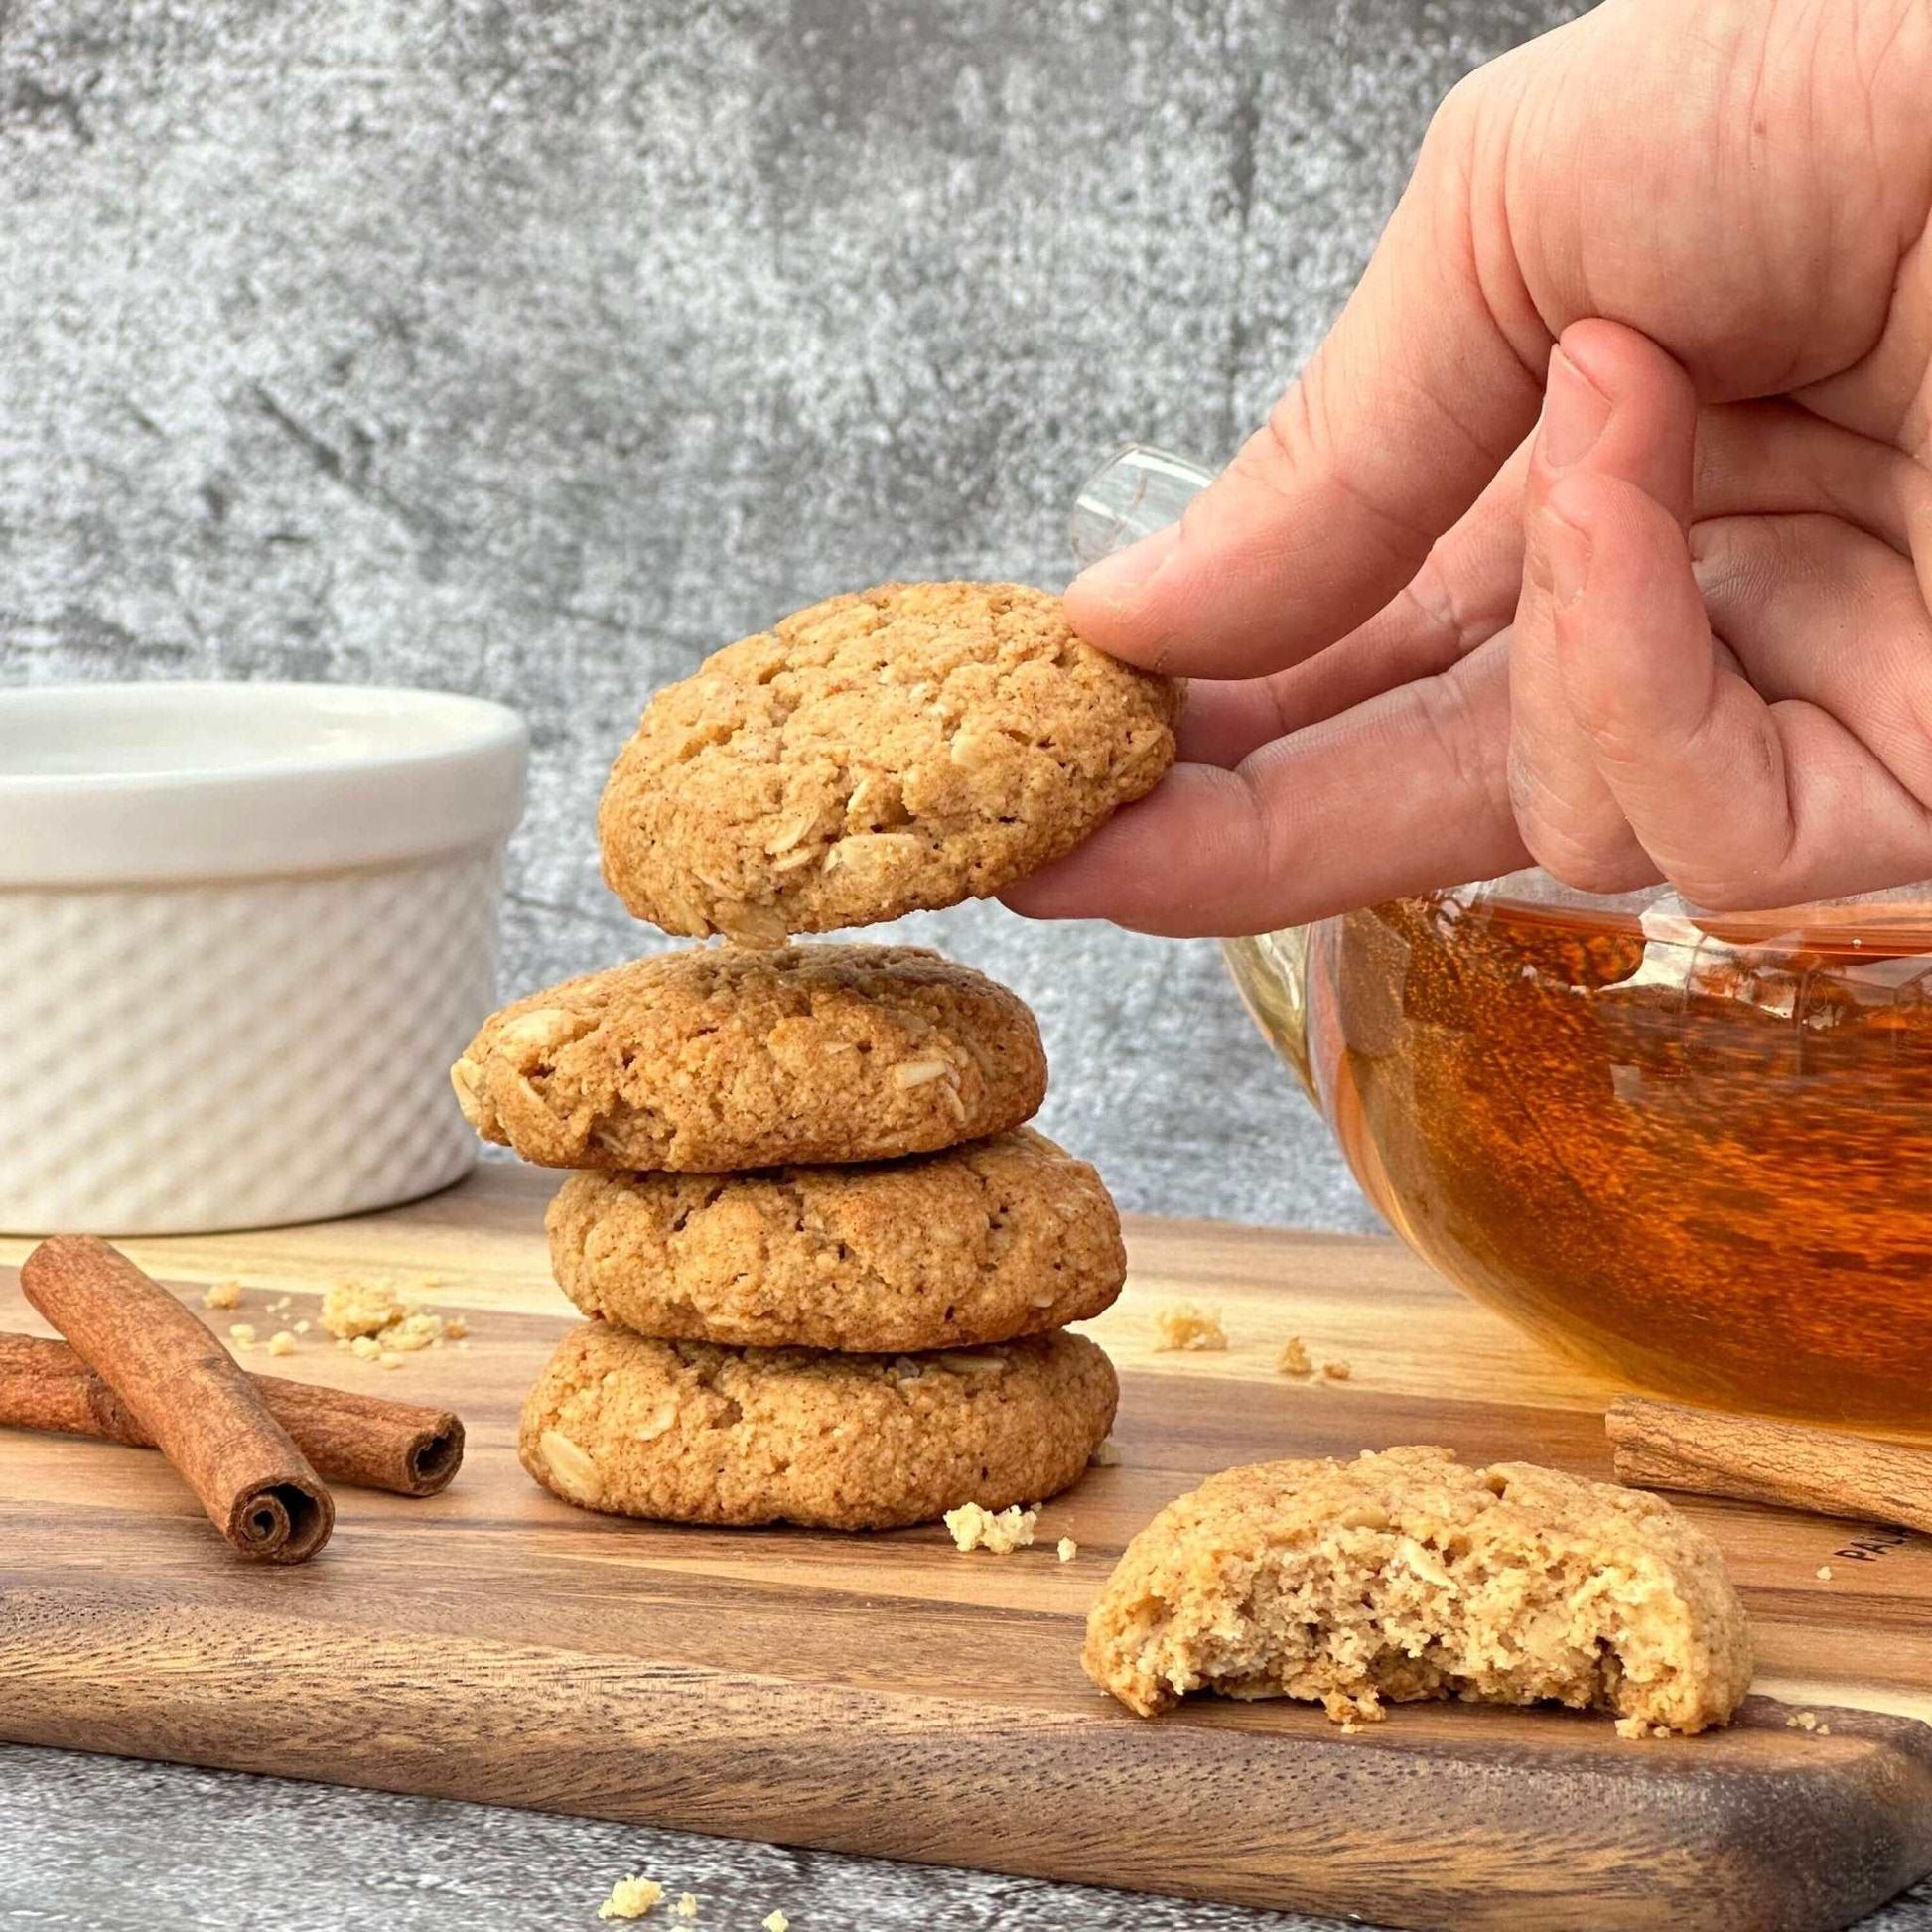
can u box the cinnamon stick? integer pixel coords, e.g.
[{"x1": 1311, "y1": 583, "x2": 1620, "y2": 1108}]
[
  {"x1": 0, "y1": 1332, "x2": 463, "y2": 1497},
  {"x1": 1607, "y1": 1395, "x2": 1932, "y2": 1536},
  {"x1": 19, "y1": 1237, "x2": 334, "y2": 1562}
]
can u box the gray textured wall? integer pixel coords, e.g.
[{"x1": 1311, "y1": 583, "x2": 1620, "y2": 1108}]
[{"x1": 1, "y1": 0, "x2": 1585, "y2": 1229}]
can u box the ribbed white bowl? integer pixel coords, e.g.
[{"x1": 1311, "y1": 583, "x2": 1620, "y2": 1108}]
[{"x1": 0, "y1": 683, "x2": 527, "y2": 1235}]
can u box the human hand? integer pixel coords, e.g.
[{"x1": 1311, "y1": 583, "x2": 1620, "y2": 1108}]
[{"x1": 1006, "y1": 0, "x2": 1932, "y2": 937}]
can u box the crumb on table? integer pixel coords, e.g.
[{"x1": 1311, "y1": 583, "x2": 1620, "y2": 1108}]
[
  {"x1": 672, "y1": 1896, "x2": 699, "y2": 1922},
  {"x1": 1057, "y1": 1536, "x2": 1078, "y2": 1564},
  {"x1": 1816, "y1": 1565, "x2": 1834, "y2": 1581},
  {"x1": 945, "y1": 1502, "x2": 1037, "y2": 1554},
  {"x1": 379, "y1": 1311, "x2": 448, "y2": 1354},
  {"x1": 597, "y1": 1874, "x2": 664, "y2": 1920},
  {"x1": 323, "y1": 1276, "x2": 469, "y2": 1363},
  {"x1": 203, "y1": 1280, "x2": 243, "y2": 1311},
  {"x1": 320, "y1": 1277, "x2": 412, "y2": 1341},
  {"x1": 1152, "y1": 1302, "x2": 1227, "y2": 1353},
  {"x1": 1321, "y1": 1359, "x2": 1352, "y2": 1381},
  {"x1": 227, "y1": 1323, "x2": 256, "y2": 1347},
  {"x1": 1614, "y1": 1716, "x2": 1675, "y2": 1740},
  {"x1": 1321, "y1": 1687, "x2": 1385, "y2": 1727},
  {"x1": 1277, "y1": 1337, "x2": 1311, "y2": 1376},
  {"x1": 266, "y1": 1331, "x2": 296, "y2": 1358},
  {"x1": 761, "y1": 1913, "x2": 789, "y2": 1932}
]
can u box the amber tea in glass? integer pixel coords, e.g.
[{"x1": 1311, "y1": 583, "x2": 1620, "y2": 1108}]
[{"x1": 1228, "y1": 884, "x2": 1932, "y2": 1428}]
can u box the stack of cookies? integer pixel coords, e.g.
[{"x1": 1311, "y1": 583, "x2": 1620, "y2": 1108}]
[{"x1": 452, "y1": 581, "x2": 1180, "y2": 1533}]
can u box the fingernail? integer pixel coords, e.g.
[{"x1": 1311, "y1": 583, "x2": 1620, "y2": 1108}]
[
  {"x1": 1071, "y1": 520, "x2": 1182, "y2": 609},
  {"x1": 1541, "y1": 345, "x2": 1613, "y2": 468},
  {"x1": 1543, "y1": 504, "x2": 1591, "y2": 606}
]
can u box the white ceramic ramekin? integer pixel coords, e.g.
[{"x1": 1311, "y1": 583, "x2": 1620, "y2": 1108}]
[{"x1": 0, "y1": 683, "x2": 527, "y2": 1235}]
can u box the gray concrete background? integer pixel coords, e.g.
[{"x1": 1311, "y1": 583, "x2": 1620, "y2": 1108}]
[
  {"x1": 19, "y1": 2, "x2": 1923, "y2": 1930},
  {"x1": 0, "y1": 0, "x2": 1593, "y2": 1234}
]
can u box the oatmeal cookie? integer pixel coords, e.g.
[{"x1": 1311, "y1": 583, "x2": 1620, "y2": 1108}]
[
  {"x1": 1083, "y1": 1445, "x2": 1752, "y2": 1734},
  {"x1": 598, "y1": 582, "x2": 1179, "y2": 940},
  {"x1": 547, "y1": 1128, "x2": 1124, "y2": 1351},
  {"x1": 520, "y1": 1323, "x2": 1118, "y2": 1531},
  {"x1": 452, "y1": 944, "x2": 1044, "y2": 1170}
]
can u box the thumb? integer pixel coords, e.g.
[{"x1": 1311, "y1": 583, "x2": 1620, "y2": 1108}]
[{"x1": 1068, "y1": 74, "x2": 1548, "y2": 681}]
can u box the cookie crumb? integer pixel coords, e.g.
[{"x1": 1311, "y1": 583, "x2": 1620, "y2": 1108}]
[
  {"x1": 761, "y1": 1914, "x2": 789, "y2": 1932},
  {"x1": 1787, "y1": 1710, "x2": 1819, "y2": 1731},
  {"x1": 294, "y1": 1319, "x2": 312, "y2": 1335},
  {"x1": 945, "y1": 1502, "x2": 1037, "y2": 1554},
  {"x1": 1057, "y1": 1537, "x2": 1078, "y2": 1564},
  {"x1": 379, "y1": 1311, "x2": 447, "y2": 1354},
  {"x1": 1321, "y1": 1359, "x2": 1352, "y2": 1381},
  {"x1": 1277, "y1": 1337, "x2": 1311, "y2": 1376},
  {"x1": 672, "y1": 1897, "x2": 699, "y2": 1922},
  {"x1": 227, "y1": 1323, "x2": 256, "y2": 1346},
  {"x1": 1320, "y1": 1688, "x2": 1384, "y2": 1727},
  {"x1": 1816, "y1": 1565, "x2": 1834, "y2": 1581},
  {"x1": 444, "y1": 1315, "x2": 470, "y2": 1341},
  {"x1": 203, "y1": 1280, "x2": 243, "y2": 1311},
  {"x1": 1152, "y1": 1302, "x2": 1226, "y2": 1352},
  {"x1": 266, "y1": 1331, "x2": 296, "y2": 1358},
  {"x1": 1089, "y1": 1439, "x2": 1123, "y2": 1467},
  {"x1": 324, "y1": 1278, "x2": 464, "y2": 1359},
  {"x1": 322, "y1": 1278, "x2": 411, "y2": 1340},
  {"x1": 597, "y1": 1875, "x2": 664, "y2": 1920}
]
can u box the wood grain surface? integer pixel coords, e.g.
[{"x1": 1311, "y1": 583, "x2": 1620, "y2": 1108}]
[{"x1": 3, "y1": 1170, "x2": 1931, "y2": 1932}]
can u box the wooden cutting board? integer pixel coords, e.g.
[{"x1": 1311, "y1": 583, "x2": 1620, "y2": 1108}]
[{"x1": 3, "y1": 1168, "x2": 1931, "y2": 1932}]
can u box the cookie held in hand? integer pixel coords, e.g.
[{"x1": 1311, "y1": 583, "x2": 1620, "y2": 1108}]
[{"x1": 598, "y1": 581, "x2": 1179, "y2": 941}]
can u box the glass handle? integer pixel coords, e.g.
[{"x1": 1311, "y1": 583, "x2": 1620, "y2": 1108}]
[{"x1": 1067, "y1": 444, "x2": 1216, "y2": 568}]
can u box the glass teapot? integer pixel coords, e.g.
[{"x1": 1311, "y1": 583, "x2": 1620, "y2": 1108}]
[{"x1": 1073, "y1": 447, "x2": 1932, "y2": 1430}]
